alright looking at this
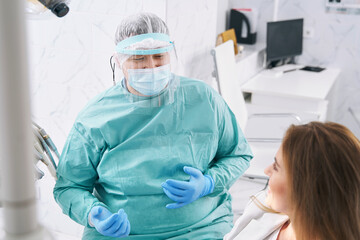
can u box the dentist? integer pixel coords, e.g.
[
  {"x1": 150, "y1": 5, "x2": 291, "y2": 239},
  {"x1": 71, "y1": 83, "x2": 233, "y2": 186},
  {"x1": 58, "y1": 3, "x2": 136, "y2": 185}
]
[{"x1": 54, "y1": 12, "x2": 253, "y2": 240}]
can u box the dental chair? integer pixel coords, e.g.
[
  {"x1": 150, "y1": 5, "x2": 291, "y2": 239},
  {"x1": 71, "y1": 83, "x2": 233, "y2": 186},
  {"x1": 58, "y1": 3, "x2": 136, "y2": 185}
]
[{"x1": 211, "y1": 40, "x2": 303, "y2": 219}]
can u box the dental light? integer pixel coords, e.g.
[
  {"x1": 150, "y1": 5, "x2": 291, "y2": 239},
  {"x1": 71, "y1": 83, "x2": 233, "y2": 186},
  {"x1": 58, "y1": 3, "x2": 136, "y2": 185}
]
[
  {"x1": 25, "y1": 0, "x2": 69, "y2": 17},
  {"x1": 37, "y1": 0, "x2": 69, "y2": 17},
  {"x1": 26, "y1": 0, "x2": 69, "y2": 18}
]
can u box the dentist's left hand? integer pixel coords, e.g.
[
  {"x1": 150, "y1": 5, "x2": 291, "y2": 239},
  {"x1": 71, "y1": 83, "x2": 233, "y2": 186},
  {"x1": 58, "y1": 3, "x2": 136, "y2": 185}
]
[{"x1": 89, "y1": 206, "x2": 130, "y2": 238}]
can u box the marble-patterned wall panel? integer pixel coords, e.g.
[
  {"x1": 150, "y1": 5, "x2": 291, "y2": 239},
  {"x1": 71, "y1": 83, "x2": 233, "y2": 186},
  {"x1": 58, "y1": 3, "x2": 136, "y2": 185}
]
[
  {"x1": 91, "y1": 14, "x2": 126, "y2": 57},
  {"x1": 167, "y1": 0, "x2": 218, "y2": 84},
  {"x1": 28, "y1": 46, "x2": 94, "y2": 141},
  {"x1": 90, "y1": 52, "x2": 116, "y2": 89},
  {"x1": 26, "y1": 12, "x2": 93, "y2": 51},
  {"x1": 69, "y1": 0, "x2": 166, "y2": 18},
  {"x1": 36, "y1": 172, "x2": 84, "y2": 238}
]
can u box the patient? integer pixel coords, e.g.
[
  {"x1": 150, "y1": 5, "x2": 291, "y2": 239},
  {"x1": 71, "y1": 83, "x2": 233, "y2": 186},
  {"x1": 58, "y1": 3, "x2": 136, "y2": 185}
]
[{"x1": 224, "y1": 122, "x2": 360, "y2": 240}]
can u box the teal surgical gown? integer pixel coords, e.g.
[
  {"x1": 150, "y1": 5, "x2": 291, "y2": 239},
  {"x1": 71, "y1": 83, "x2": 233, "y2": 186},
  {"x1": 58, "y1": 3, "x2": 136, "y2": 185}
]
[{"x1": 53, "y1": 76, "x2": 253, "y2": 239}]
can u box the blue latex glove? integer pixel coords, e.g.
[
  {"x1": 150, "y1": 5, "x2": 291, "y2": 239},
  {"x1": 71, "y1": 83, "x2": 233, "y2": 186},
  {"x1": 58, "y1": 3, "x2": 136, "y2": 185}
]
[
  {"x1": 161, "y1": 166, "x2": 214, "y2": 209},
  {"x1": 89, "y1": 206, "x2": 130, "y2": 238}
]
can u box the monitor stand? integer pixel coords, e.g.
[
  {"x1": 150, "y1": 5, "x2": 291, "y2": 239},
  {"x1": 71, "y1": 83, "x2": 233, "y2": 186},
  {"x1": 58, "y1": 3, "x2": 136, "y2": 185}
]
[
  {"x1": 263, "y1": 57, "x2": 303, "y2": 78},
  {"x1": 266, "y1": 56, "x2": 296, "y2": 69}
]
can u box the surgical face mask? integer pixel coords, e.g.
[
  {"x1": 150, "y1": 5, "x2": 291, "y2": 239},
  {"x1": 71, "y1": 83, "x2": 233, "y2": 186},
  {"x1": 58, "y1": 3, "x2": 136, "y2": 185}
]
[{"x1": 127, "y1": 64, "x2": 171, "y2": 96}]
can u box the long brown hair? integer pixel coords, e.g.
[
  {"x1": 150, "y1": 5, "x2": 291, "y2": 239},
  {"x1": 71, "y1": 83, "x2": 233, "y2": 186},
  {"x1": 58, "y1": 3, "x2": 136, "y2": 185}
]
[{"x1": 282, "y1": 122, "x2": 360, "y2": 240}]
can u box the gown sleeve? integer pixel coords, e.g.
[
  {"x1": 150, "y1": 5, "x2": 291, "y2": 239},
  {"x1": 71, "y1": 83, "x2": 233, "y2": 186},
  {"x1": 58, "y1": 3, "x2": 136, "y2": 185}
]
[
  {"x1": 205, "y1": 90, "x2": 253, "y2": 196},
  {"x1": 53, "y1": 123, "x2": 107, "y2": 227}
]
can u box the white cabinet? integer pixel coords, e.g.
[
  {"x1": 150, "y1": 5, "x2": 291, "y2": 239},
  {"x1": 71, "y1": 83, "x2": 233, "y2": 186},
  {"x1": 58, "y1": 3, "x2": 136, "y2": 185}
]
[{"x1": 241, "y1": 66, "x2": 341, "y2": 123}]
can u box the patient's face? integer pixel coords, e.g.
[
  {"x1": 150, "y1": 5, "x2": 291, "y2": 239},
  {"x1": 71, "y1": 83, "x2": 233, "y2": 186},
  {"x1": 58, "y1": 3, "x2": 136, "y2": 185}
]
[{"x1": 264, "y1": 145, "x2": 290, "y2": 214}]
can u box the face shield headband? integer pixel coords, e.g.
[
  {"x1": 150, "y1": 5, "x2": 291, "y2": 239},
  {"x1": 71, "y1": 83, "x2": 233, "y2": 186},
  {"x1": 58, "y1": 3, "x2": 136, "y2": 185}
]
[{"x1": 115, "y1": 33, "x2": 174, "y2": 55}]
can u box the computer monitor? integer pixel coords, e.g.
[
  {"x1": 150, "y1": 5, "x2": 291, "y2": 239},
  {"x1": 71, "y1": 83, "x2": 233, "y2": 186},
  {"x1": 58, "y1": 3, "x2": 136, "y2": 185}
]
[{"x1": 266, "y1": 18, "x2": 303, "y2": 68}]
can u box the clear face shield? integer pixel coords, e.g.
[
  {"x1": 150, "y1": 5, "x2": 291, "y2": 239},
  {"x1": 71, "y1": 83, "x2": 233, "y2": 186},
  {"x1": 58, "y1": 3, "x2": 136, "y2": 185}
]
[{"x1": 113, "y1": 33, "x2": 180, "y2": 107}]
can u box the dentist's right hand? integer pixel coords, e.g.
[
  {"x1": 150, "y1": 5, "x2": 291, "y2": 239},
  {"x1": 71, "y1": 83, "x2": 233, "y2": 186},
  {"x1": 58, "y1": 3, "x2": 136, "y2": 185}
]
[{"x1": 89, "y1": 206, "x2": 130, "y2": 238}]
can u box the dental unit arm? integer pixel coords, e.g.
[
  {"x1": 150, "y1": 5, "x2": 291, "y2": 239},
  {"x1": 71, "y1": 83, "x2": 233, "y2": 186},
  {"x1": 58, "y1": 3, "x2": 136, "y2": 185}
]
[
  {"x1": 27, "y1": 0, "x2": 69, "y2": 18},
  {"x1": 32, "y1": 122, "x2": 59, "y2": 180}
]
